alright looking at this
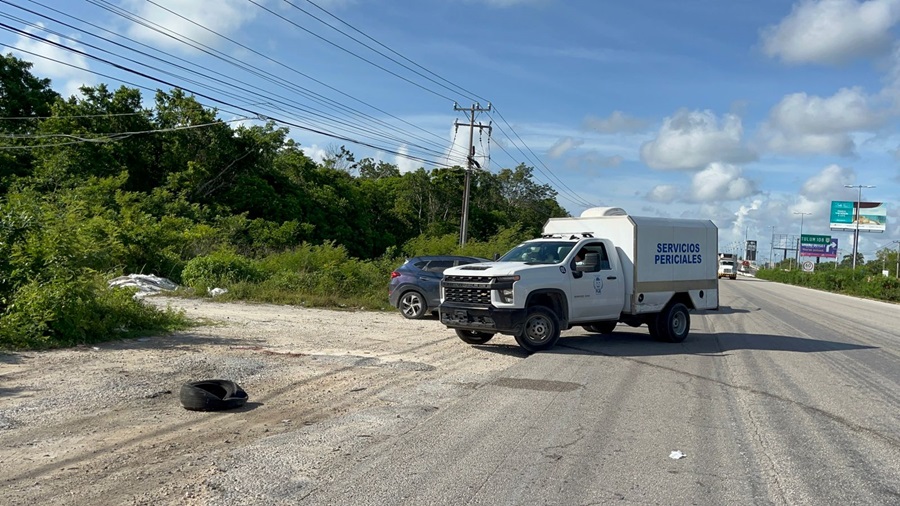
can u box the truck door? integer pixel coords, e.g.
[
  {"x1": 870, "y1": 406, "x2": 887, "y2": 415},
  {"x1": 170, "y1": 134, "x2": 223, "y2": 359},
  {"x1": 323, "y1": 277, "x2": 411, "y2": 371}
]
[{"x1": 569, "y1": 242, "x2": 624, "y2": 320}]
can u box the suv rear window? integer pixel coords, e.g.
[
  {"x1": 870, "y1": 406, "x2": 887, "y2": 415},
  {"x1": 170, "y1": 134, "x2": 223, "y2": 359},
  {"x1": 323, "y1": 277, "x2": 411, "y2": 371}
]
[{"x1": 424, "y1": 260, "x2": 454, "y2": 273}]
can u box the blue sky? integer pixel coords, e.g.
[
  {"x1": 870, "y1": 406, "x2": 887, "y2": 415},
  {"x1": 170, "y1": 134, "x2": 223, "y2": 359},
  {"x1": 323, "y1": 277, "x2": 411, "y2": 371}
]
[{"x1": 4, "y1": 0, "x2": 900, "y2": 263}]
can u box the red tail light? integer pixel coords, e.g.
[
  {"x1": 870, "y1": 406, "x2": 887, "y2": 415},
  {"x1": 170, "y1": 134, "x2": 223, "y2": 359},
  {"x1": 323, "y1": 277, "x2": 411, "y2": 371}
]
[{"x1": 390, "y1": 271, "x2": 401, "y2": 279}]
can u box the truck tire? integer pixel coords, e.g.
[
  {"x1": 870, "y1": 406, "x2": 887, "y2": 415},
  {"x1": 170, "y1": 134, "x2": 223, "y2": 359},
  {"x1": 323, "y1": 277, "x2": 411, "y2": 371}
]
[
  {"x1": 654, "y1": 303, "x2": 690, "y2": 343},
  {"x1": 514, "y1": 306, "x2": 561, "y2": 353},
  {"x1": 398, "y1": 290, "x2": 427, "y2": 319},
  {"x1": 582, "y1": 321, "x2": 617, "y2": 334},
  {"x1": 455, "y1": 329, "x2": 495, "y2": 344}
]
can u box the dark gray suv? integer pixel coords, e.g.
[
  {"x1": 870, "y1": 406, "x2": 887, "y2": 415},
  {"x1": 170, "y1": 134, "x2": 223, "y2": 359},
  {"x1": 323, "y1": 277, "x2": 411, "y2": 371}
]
[{"x1": 389, "y1": 255, "x2": 489, "y2": 319}]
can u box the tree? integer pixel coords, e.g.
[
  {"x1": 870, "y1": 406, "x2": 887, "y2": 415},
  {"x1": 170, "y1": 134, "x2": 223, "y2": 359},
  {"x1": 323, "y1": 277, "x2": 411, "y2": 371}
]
[
  {"x1": 0, "y1": 54, "x2": 61, "y2": 192},
  {"x1": 839, "y1": 252, "x2": 865, "y2": 268},
  {"x1": 322, "y1": 144, "x2": 357, "y2": 173},
  {"x1": 357, "y1": 157, "x2": 400, "y2": 180},
  {"x1": 30, "y1": 84, "x2": 153, "y2": 191},
  {"x1": 0, "y1": 54, "x2": 59, "y2": 131}
]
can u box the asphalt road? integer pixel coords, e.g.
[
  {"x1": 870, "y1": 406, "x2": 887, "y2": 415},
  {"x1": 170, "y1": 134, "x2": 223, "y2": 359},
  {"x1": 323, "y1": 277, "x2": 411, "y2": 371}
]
[{"x1": 303, "y1": 277, "x2": 900, "y2": 505}]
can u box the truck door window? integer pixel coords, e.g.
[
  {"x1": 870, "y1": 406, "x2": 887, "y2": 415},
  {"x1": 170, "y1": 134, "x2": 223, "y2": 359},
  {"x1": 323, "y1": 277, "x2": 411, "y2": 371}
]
[{"x1": 574, "y1": 243, "x2": 607, "y2": 273}]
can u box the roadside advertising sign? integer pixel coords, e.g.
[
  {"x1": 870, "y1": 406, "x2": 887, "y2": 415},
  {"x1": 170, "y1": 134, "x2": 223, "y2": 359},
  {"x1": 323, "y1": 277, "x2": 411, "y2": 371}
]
[
  {"x1": 830, "y1": 201, "x2": 887, "y2": 232},
  {"x1": 800, "y1": 237, "x2": 838, "y2": 258}
]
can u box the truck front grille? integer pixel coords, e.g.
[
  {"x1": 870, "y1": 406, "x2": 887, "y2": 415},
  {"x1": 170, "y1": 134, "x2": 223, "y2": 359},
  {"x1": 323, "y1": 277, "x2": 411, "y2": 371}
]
[{"x1": 443, "y1": 275, "x2": 492, "y2": 305}]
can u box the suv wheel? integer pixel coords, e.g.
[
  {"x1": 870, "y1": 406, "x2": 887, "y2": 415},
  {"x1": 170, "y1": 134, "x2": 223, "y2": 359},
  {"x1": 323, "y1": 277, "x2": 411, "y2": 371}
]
[{"x1": 398, "y1": 291, "x2": 427, "y2": 319}]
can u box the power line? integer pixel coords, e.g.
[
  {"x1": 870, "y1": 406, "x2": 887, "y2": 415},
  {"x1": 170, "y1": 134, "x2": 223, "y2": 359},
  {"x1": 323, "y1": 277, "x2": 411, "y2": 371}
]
[
  {"x1": 60, "y1": 0, "x2": 456, "y2": 160},
  {"x1": 1, "y1": 38, "x2": 452, "y2": 167},
  {"x1": 109, "y1": 0, "x2": 454, "y2": 154},
  {"x1": 6, "y1": 0, "x2": 595, "y2": 206},
  {"x1": 135, "y1": 0, "x2": 452, "y2": 152},
  {"x1": 0, "y1": 117, "x2": 251, "y2": 149},
  {"x1": 1, "y1": 3, "x2": 464, "y2": 164},
  {"x1": 280, "y1": 0, "x2": 480, "y2": 104},
  {"x1": 245, "y1": 0, "x2": 457, "y2": 104},
  {"x1": 302, "y1": 0, "x2": 489, "y2": 105},
  {"x1": 0, "y1": 112, "x2": 145, "y2": 120},
  {"x1": 489, "y1": 107, "x2": 597, "y2": 209}
]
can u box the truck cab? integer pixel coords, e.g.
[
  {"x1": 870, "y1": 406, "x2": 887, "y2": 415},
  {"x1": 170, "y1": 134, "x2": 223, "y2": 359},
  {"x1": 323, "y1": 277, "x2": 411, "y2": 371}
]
[
  {"x1": 717, "y1": 254, "x2": 737, "y2": 280},
  {"x1": 440, "y1": 235, "x2": 624, "y2": 352}
]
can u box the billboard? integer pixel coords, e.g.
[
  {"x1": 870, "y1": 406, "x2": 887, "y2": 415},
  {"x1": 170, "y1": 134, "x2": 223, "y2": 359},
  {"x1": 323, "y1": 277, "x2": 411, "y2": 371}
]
[
  {"x1": 830, "y1": 201, "x2": 887, "y2": 232},
  {"x1": 745, "y1": 240, "x2": 757, "y2": 261},
  {"x1": 800, "y1": 236, "x2": 838, "y2": 258}
]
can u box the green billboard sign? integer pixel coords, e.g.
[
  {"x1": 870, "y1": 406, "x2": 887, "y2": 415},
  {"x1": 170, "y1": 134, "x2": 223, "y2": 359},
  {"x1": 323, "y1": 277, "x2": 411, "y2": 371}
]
[
  {"x1": 801, "y1": 234, "x2": 831, "y2": 245},
  {"x1": 829, "y1": 201, "x2": 854, "y2": 225}
]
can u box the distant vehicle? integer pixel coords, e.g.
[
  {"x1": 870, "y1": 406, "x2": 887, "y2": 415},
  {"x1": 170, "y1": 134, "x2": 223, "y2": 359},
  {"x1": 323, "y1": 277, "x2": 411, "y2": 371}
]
[{"x1": 389, "y1": 255, "x2": 489, "y2": 319}]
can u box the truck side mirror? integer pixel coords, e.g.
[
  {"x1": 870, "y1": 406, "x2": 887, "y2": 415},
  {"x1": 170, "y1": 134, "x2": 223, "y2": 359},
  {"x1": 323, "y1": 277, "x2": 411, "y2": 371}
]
[{"x1": 493, "y1": 253, "x2": 500, "y2": 261}]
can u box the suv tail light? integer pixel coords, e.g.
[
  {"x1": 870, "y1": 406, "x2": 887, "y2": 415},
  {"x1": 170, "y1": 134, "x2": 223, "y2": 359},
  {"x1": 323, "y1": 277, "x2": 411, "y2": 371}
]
[{"x1": 390, "y1": 271, "x2": 401, "y2": 279}]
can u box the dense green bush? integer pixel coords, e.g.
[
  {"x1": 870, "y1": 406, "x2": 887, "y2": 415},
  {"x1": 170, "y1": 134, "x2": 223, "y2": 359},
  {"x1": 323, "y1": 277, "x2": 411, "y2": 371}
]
[
  {"x1": 0, "y1": 271, "x2": 187, "y2": 350},
  {"x1": 1, "y1": 56, "x2": 574, "y2": 349},
  {"x1": 180, "y1": 250, "x2": 264, "y2": 290},
  {"x1": 756, "y1": 268, "x2": 900, "y2": 302}
]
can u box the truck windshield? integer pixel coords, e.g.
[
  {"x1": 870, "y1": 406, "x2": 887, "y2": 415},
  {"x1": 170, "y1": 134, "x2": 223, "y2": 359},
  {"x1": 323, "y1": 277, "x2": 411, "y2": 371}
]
[{"x1": 499, "y1": 242, "x2": 575, "y2": 264}]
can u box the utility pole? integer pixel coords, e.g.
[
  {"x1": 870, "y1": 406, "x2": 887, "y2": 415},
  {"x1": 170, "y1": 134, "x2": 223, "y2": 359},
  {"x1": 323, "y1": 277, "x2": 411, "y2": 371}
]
[
  {"x1": 844, "y1": 184, "x2": 875, "y2": 270},
  {"x1": 794, "y1": 211, "x2": 811, "y2": 265},
  {"x1": 769, "y1": 226, "x2": 775, "y2": 269},
  {"x1": 454, "y1": 102, "x2": 492, "y2": 247},
  {"x1": 893, "y1": 240, "x2": 900, "y2": 278}
]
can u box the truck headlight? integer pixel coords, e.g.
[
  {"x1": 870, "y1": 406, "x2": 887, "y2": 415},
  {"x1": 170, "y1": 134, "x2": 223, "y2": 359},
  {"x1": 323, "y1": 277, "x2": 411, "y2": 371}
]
[{"x1": 493, "y1": 275, "x2": 518, "y2": 303}]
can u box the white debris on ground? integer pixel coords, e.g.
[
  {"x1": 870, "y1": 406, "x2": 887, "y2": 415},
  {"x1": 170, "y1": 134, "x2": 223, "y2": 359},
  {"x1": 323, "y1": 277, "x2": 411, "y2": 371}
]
[
  {"x1": 669, "y1": 450, "x2": 686, "y2": 460},
  {"x1": 108, "y1": 274, "x2": 178, "y2": 297},
  {"x1": 208, "y1": 287, "x2": 229, "y2": 297}
]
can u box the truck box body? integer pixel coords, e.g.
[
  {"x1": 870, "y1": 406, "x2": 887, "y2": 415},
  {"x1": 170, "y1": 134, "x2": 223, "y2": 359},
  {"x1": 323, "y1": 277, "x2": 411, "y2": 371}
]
[{"x1": 542, "y1": 212, "x2": 718, "y2": 313}]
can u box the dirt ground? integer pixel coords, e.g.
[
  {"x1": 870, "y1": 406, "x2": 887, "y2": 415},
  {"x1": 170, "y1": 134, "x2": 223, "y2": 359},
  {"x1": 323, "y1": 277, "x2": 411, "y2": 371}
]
[{"x1": 0, "y1": 297, "x2": 523, "y2": 505}]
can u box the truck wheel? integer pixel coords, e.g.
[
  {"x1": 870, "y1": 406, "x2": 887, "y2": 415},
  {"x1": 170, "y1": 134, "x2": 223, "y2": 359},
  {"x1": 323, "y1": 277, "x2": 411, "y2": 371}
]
[
  {"x1": 514, "y1": 306, "x2": 561, "y2": 353},
  {"x1": 398, "y1": 290, "x2": 427, "y2": 319},
  {"x1": 655, "y1": 303, "x2": 690, "y2": 343},
  {"x1": 455, "y1": 329, "x2": 495, "y2": 344},
  {"x1": 582, "y1": 321, "x2": 617, "y2": 334}
]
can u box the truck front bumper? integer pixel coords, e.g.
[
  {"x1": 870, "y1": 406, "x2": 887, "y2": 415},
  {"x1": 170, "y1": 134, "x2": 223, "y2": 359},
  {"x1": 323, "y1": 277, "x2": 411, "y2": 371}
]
[{"x1": 439, "y1": 302, "x2": 527, "y2": 335}]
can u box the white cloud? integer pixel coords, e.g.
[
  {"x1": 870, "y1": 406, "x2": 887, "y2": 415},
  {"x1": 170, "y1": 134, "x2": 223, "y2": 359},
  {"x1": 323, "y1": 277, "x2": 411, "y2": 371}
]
[
  {"x1": 547, "y1": 137, "x2": 584, "y2": 158},
  {"x1": 121, "y1": 0, "x2": 261, "y2": 52},
  {"x1": 646, "y1": 185, "x2": 680, "y2": 203},
  {"x1": 800, "y1": 163, "x2": 856, "y2": 197},
  {"x1": 760, "y1": 87, "x2": 887, "y2": 155},
  {"x1": 761, "y1": 0, "x2": 900, "y2": 65},
  {"x1": 11, "y1": 24, "x2": 95, "y2": 98},
  {"x1": 640, "y1": 110, "x2": 756, "y2": 170},
  {"x1": 394, "y1": 145, "x2": 420, "y2": 174},
  {"x1": 689, "y1": 163, "x2": 758, "y2": 202},
  {"x1": 583, "y1": 111, "x2": 649, "y2": 134},
  {"x1": 783, "y1": 164, "x2": 860, "y2": 225},
  {"x1": 305, "y1": 144, "x2": 328, "y2": 164}
]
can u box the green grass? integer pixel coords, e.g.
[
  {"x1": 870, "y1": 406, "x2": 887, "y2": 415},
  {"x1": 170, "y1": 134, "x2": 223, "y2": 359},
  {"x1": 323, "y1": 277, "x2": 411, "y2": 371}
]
[{"x1": 755, "y1": 268, "x2": 900, "y2": 303}]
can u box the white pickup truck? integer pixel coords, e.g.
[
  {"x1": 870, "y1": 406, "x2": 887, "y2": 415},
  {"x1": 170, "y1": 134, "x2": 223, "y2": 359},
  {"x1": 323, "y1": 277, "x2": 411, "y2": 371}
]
[{"x1": 439, "y1": 207, "x2": 719, "y2": 353}]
